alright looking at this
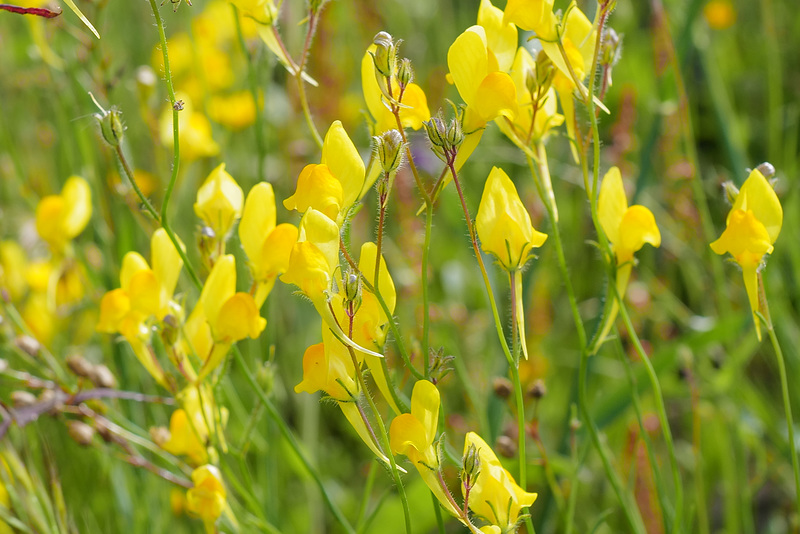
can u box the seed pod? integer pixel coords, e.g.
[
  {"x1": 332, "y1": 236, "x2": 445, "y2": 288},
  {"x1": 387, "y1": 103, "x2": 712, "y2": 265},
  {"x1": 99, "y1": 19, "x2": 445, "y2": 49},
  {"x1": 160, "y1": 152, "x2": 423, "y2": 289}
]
[
  {"x1": 67, "y1": 420, "x2": 95, "y2": 447},
  {"x1": 492, "y1": 377, "x2": 513, "y2": 399},
  {"x1": 66, "y1": 355, "x2": 94, "y2": 378},
  {"x1": 528, "y1": 379, "x2": 547, "y2": 400},
  {"x1": 397, "y1": 58, "x2": 414, "y2": 88},
  {"x1": 90, "y1": 364, "x2": 117, "y2": 389},
  {"x1": 495, "y1": 435, "x2": 517, "y2": 458},
  {"x1": 11, "y1": 391, "x2": 37, "y2": 407}
]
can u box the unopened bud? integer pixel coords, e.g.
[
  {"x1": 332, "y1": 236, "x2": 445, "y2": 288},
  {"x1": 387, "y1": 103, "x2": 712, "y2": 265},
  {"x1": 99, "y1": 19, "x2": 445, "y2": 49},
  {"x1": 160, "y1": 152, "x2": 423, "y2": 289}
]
[
  {"x1": 342, "y1": 269, "x2": 362, "y2": 315},
  {"x1": 528, "y1": 378, "x2": 547, "y2": 400},
  {"x1": 68, "y1": 420, "x2": 95, "y2": 447},
  {"x1": 371, "y1": 32, "x2": 396, "y2": 78},
  {"x1": 534, "y1": 51, "x2": 554, "y2": 94},
  {"x1": 601, "y1": 28, "x2": 621, "y2": 67},
  {"x1": 66, "y1": 355, "x2": 94, "y2": 378},
  {"x1": 462, "y1": 442, "x2": 481, "y2": 481},
  {"x1": 161, "y1": 314, "x2": 180, "y2": 347},
  {"x1": 95, "y1": 107, "x2": 125, "y2": 148},
  {"x1": 15, "y1": 335, "x2": 40, "y2": 357},
  {"x1": 492, "y1": 377, "x2": 513, "y2": 399},
  {"x1": 374, "y1": 129, "x2": 405, "y2": 173},
  {"x1": 150, "y1": 426, "x2": 171, "y2": 448},
  {"x1": 11, "y1": 390, "x2": 37, "y2": 407},
  {"x1": 256, "y1": 362, "x2": 275, "y2": 393},
  {"x1": 423, "y1": 116, "x2": 447, "y2": 149},
  {"x1": 722, "y1": 181, "x2": 739, "y2": 205},
  {"x1": 756, "y1": 162, "x2": 776, "y2": 180},
  {"x1": 90, "y1": 364, "x2": 117, "y2": 389},
  {"x1": 428, "y1": 347, "x2": 454, "y2": 384},
  {"x1": 446, "y1": 118, "x2": 464, "y2": 149},
  {"x1": 495, "y1": 435, "x2": 517, "y2": 458},
  {"x1": 397, "y1": 58, "x2": 414, "y2": 88}
]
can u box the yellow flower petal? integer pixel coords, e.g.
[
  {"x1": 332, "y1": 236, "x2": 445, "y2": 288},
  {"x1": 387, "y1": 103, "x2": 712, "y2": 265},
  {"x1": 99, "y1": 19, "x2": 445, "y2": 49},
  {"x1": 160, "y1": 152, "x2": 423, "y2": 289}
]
[
  {"x1": 321, "y1": 121, "x2": 365, "y2": 211},
  {"x1": 60, "y1": 176, "x2": 92, "y2": 240},
  {"x1": 97, "y1": 288, "x2": 131, "y2": 334},
  {"x1": 731, "y1": 169, "x2": 782, "y2": 244},
  {"x1": 283, "y1": 164, "x2": 343, "y2": 221},
  {"x1": 448, "y1": 26, "x2": 489, "y2": 110},
  {"x1": 240, "y1": 182, "x2": 277, "y2": 263},
  {"x1": 150, "y1": 228, "x2": 184, "y2": 316},
  {"x1": 503, "y1": 0, "x2": 557, "y2": 40},
  {"x1": 199, "y1": 255, "x2": 236, "y2": 328},
  {"x1": 598, "y1": 166, "x2": 628, "y2": 245},
  {"x1": 475, "y1": 71, "x2": 518, "y2": 122},
  {"x1": 478, "y1": 0, "x2": 518, "y2": 72},
  {"x1": 120, "y1": 252, "x2": 151, "y2": 292},
  {"x1": 194, "y1": 163, "x2": 244, "y2": 237},
  {"x1": 214, "y1": 292, "x2": 266, "y2": 342}
]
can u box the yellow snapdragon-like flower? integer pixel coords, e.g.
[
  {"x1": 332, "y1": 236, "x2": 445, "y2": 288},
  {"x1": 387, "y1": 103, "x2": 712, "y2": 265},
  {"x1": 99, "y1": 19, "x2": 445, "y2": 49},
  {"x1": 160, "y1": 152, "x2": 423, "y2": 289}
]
[
  {"x1": 476, "y1": 167, "x2": 548, "y2": 272},
  {"x1": 464, "y1": 432, "x2": 537, "y2": 531},
  {"x1": 186, "y1": 465, "x2": 226, "y2": 533},
  {"x1": 361, "y1": 45, "x2": 431, "y2": 134},
  {"x1": 97, "y1": 228, "x2": 184, "y2": 386},
  {"x1": 35, "y1": 176, "x2": 92, "y2": 252},
  {"x1": 595, "y1": 167, "x2": 660, "y2": 348},
  {"x1": 239, "y1": 182, "x2": 298, "y2": 307},
  {"x1": 503, "y1": 0, "x2": 557, "y2": 40},
  {"x1": 208, "y1": 91, "x2": 257, "y2": 131},
  {"x1": 390, "y1": 380, "x2": 461, "y2": 518},
  {"x1": 188, "y1": 255, "x2": 266, "y2": 382},
  {"x1": 295, "y1": 341, "x2": 395, "y2": 466},
  {"x1": 194, "y1": 163, "x2": 244, "y2": 239},
  {"x1": 284, "y1": 121, "x2": 369, "y2": 224},
  {"x1": 710, "y1": 168, "x2": 782, "y2": 340},
  {"x1": 162, "y1": 386, "x2": 228, "y2": 466},
  {"x1": 476, "y1": 167, "x2": 547, "y2": 360},
  {"x1": 0, "y1": 241, "x2": 28, "y2": 302}
]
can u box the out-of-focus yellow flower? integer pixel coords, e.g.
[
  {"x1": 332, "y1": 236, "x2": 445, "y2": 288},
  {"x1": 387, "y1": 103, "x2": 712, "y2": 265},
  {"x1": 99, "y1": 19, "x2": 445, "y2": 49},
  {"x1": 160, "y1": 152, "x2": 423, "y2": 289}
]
[
  {"x1": 159, "y1": 94, "x2": 219, "y2": 161},
  {"x1": 208, "y1": 91, "x2": 257, "y2": 131},
  {"x1": 97, "y1": 229, "x2": 184, "y2": 386},
  {"x1": 704, "y1": 0, "x2": 736, "y2": 30},
  {"x1": 361, "y1": 45, "x2": 431, "y2": 134},
  {"x1": 295, "y1": 341, "x2": 395, "y2": 465},
  {"x1": 162, "y1": 386, "x2": 228, "y2": 465},
  {"x1": 35, "y1": 176, "x2": 92, "y2": 252},
  {"x1": 192, "y1": 0, "x2": 238, "y2": 46},
  {"x1": 477, "y1": 167, "x2": 547, "y2": 360},
  {"x1": 477, "y1": 167, "x2": 548, "y2": 272},
  {"x1": 503, "y1": 0, "x2": 557, "y2": 40},
  {"x1": 231, "y1": 0, "x2": 277, "y2": 27},
  {"x1": 239, "y1": 183, "x2": 298, "y2": 307},
  {"x1": 194, "y1": 163, "x2": 244, "y2": 239},
  {"x1": 186, "y1": 465, "x2": 226, "y2": 532},
  {"x1": 464, "y1": 432, "x2": 537, "y2": 531},
  {"x1": 595, "y1": 167, "x2": 660, "y2": 348},
  {"x1": 390, "y1": 380, "x2": 461, "y2": 518},
  {"x1": 21, "y1": 293, "x2": 55, "y2": 347},
  {"x1": 109, "y1": 169, "x2": 158, "y2": 198},
  {"x1": 711, "y1": 168, "x2": 782, "y2": 340},
  {"x1": 0, "y1": 241, "x2": 28, "y2": 301},
  {"x1": 190, "y1": 255, "x2": 266, "y2": 381},
  {"x1": 284, "y1": 121, "x2": 368, "y2": 224}
]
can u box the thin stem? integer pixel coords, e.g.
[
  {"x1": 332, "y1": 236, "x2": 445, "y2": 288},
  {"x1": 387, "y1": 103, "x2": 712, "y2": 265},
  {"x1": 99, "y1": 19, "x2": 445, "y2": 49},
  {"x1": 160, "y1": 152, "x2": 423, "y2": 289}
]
[
  {"x1": 615, "y1": 290, "x2": 683, "y2": 533},
  {"x1": 148, "y1": 0, "x2": 202, "y2": 290},
  {"x1": 232, "y1": 4, "x2": 267, "y2": 182},
  {"x1": 510, "y1": 364, "x2": 538, "y2": 534},
  {"x1": 392, "y1": 102, "x2": 431, "y2": 206},
  {"x1": 344, "y1": 313, "x2": 412, "y2": 534},
  {"x1": 422, "y1": 201, "x2": 433, "y2": 378},
  {"x1": 113, "y1": 146, "x2": 161, "y2": 223},
  {"x1": 296, "y1": 9, "x2": 323, "y2": 149},
  {"x1": 446, "y1": 159, "x2": 514, "y2": 366},
  {"x1": 760, "y1": 286, "x2": 800, "y2": 515},
  {"x1": 232, "y1": 347, "x2": 355, "y2": 534}
]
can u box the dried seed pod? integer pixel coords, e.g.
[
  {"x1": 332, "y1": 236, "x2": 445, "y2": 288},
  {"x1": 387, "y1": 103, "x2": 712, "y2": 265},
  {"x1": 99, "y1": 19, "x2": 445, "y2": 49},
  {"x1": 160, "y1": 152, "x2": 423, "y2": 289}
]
[{"x1": 67, "y1": 420, "x2": 95, "y2": 447}]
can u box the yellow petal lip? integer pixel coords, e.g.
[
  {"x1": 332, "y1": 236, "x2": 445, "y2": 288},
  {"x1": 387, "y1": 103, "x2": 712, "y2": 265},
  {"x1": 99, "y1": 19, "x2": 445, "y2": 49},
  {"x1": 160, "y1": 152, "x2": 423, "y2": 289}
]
[
  {"x1": 321, "y1": 121, "x2": 365, "y2": 210},
  {"x1": 448, "y1": 26, "x2": 489, "y2": 109},
  {"x1": 475, "y1": 71, "x2": 518, "y2": 122},
  {"x1": 193, "y1": 163, "x2": 244, "y2": 237},
  {"x1": 731, "y1": 169, "x2": 782, "y2": 244},
  {"x1": 283, "y1": 164, "x2": 343, "y2": 222},
  {"x1": 710, "y1": 209, "x2": 773, "y2": 267}
]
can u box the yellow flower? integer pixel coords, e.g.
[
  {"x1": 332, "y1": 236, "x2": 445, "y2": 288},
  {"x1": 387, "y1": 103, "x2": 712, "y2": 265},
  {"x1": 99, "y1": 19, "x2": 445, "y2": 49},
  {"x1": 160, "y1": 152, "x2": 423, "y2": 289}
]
[
  {"x1": 390, "y1": 380, "x2": 461, "y2": 518},
  {"x1": 284, "y1": 121, "x2": 368, "y2": 224},
  {"x1": 361, "y1": 45, "x2": 431, "y2": 134},
  {"x1": 595, "y1": 167, "x2": 660, "y2": 349},
  {"x1": 239, "y1": 182, "x2": 298, "y2": 307},
  {"x1": 711, "y1": 168, "x2": 782, "y2": 340},
  {"x1": 703, "y1": 0, "x2": 736, "y2": 30},
  {"x1": 191, "y1": 255, "x2": 266, "y2": 381},
  {"x1": 0, "y1": 241, "x2": 28, "y2": 301},
  {"x1": 35, "y1": 176, "x2": 92, "y2": 252},
  {"x1": 162, "y1": 386, "x2": 228, "y2": 466},
  {"x1": 208, "y1": 91, "x2": 257, "y2": 131},
  {"x1": 194, "y1": 163, "x2": 244, "y2": 239},
  {"x1": 476, "y1": 167, "x2": 548, "y2": 272},
  {"x1": 230, "y1": 0, "x2": 277, "y2": 25},
  {"x1": 159, "y1": 94, "x2": 219, "y2": 161},
  {"x1": 503, "y1": 0, "x2": 557, "y2": 40},
  {"x1": 186, "y1": 465, "x2": 226, "y2": 531},
  {"x1": 464, "y1": 431, "x2": 537, "y2": 531},
  {"x1": 97, "y1": 229, "x2": 184, "y2": 386}
]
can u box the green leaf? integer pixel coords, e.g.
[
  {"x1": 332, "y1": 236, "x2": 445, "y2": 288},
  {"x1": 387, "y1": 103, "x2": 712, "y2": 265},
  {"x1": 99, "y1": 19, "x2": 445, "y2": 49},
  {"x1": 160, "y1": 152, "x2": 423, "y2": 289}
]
[{"x1": 61, "y1": 0, "x2": 100, "y2": 39}]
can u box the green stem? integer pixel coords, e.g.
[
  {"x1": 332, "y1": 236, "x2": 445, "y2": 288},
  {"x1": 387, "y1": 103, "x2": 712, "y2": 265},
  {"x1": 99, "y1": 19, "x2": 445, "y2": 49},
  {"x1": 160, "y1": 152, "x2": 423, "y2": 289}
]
[
  {"x1": 296, "y1": 9, "x2": 323, "y2": 150},
  {"x1": 232, "y1": 4, "x2": 267, "y2": 182},
  {"x1": 113, "y1": 145, "x2": 161, "y2": 223},
  {"x1": 615, "y1": 291, "x2": 683, "y2": 533},
  {"x1": 148, "y1": 0, "x2": 202, "y2": 290},
  {"x1": 760, "y1": 294, "x2": 800, "y2": 516},
  {"x1": 422, "y1": 201, "x2": 433, "y2": 378},
  {"x1": 232, "y1": 347, "x2": 355, "y2": 534}
]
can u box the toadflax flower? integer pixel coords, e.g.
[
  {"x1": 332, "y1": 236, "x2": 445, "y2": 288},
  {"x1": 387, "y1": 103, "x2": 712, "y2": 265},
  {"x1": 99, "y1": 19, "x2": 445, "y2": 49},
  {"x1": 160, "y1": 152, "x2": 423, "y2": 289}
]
[
  {"x1": 35, "y1": 176, "x2": 92, "y2": 253},
  {"x1": 186, "y1": 465, "x2": 226, "y2": 533},
  {"x1": 710, "y1": 167, "x2": 782, "y2": 340},
  {"x1": 477, "y1": 167, "x2": 547, "y2": 360},
  {"x1": 595, "y1": 166, "x2": 660, "y2": 348}
]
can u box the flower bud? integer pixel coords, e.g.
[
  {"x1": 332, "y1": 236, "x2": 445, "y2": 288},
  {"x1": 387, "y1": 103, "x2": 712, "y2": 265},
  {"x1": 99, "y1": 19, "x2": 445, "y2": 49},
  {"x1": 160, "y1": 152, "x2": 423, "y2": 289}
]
[
  {"x1": 95, "y1": 107, "x2": 125, "y2": 148},
  {"x1": 528, "y1": 378, "x2": 547, "y2": 400},
  {"x1": 15, "y1": 335, "x2": 40, "y2": 357},
  {"x1": 371, "y1": 32, "x2": 396, "y2": 78},
  {"x1": 256, "y1": 361, "x2": 275, "y2": 393},
  {"x1": 462, "y1": 442, "x2": 481, "y2": 482},
  {"x1": 66, "y1": 355, "x2": 94, "y2": 378},
  {"x1": 161, "y1": 314, "x2": 180, "y2": 347},
  {"x1": 423, "y1": 115, "x2": 447, "y2": 149},
  {"x1": 601, "y1": 28, "x2": 621, "y2": 67},
  {"x1": 495, "y1": 435, "x2": 517, "y2": 458},
  {"x1": 492, "y1": 377, "x2": 513, "y2": 399},
  {"x1": 90, "y1": 364, "x2": 117, "y2": 389},
  {"x1": 534, "y1": 50, "x2": 554, "y2": 95},
  {"x1": 342, "y1": 269, "x2": 362, "y2": 315},
  {"x1": 68, "y1": 420, "x2": 95, "y2": 447},
  {"x1": 722, "y1": 181, "x2": 739, "y2": 205},
  {"x1": 397, "y1": 58, "x2": 414, "y2": 89},
  {"x1": 11, "y1": 390, "x2": 37, "y2": 407},
  {"x1": 374, "y1": 129, "x2": 405, "y2": 173},
  {"x1": 446, "y1": 118, "x2": 464, "y2": 149},
  {"x1": 756, "y1": 161, "x2": 776, "y2": 180}
]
